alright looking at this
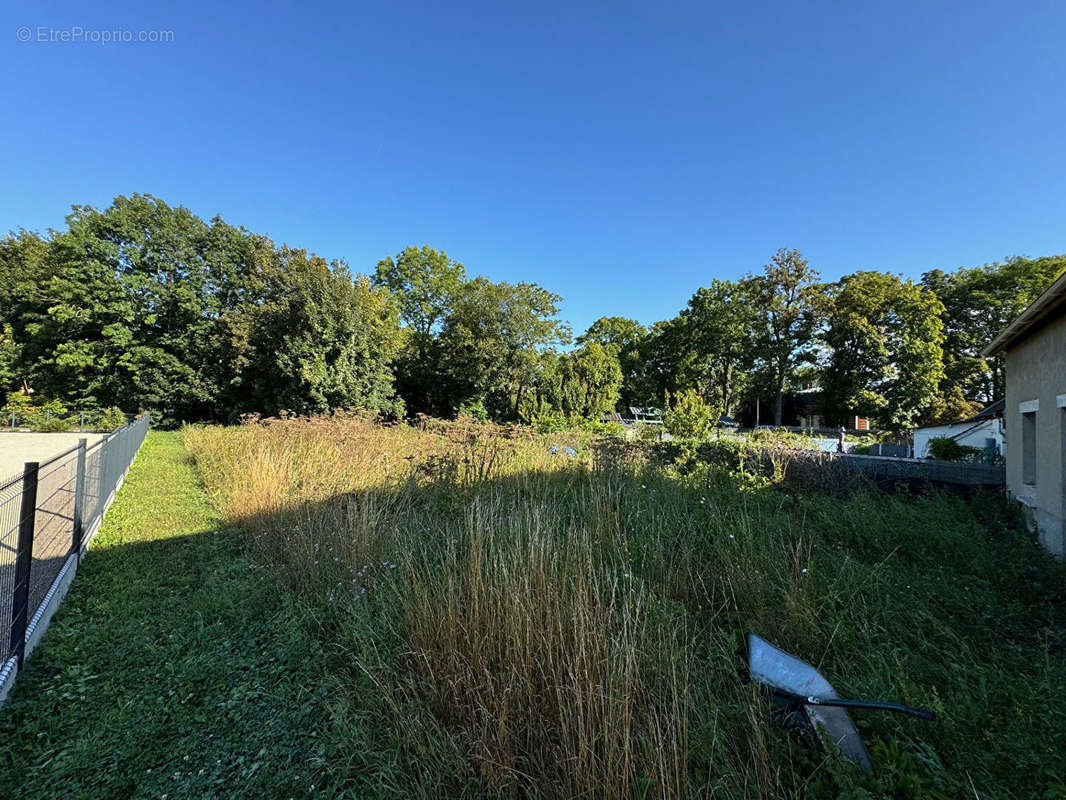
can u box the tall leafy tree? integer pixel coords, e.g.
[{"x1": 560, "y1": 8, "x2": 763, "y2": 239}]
[
  {"x1": 441, "y1": 277, "x2": 570, "y2": 419},
  {"x1": 821, "y1": 271, "x2": 944, "y2": 433},
  {"x1": 922, "y1": 255, "x2": 1066, "y2": 404},
  {"x1": 1, "y1": 195, "x2": 404, "y2": 424},
  {"x1": 558, "y1": 342, "x2": 623, "y2": 420},
  {"x1": 638, "y1": 319, "x2": 688, "y2": 408},
  {"x1": 577, "y1": 317, "x2": 649, "y2": 411},
  {"x1": 372, "y1": 246, "x2": 466, "y2": 415},
  {"x1": 747, "y1": 248, "x2": 821, "y2": 426},
  {"x1": 236, "y1": 248, "x2": 403, "y2": 417},
  {"x1": 674, "y1": 279, "x2": 757, "y2": 418}
]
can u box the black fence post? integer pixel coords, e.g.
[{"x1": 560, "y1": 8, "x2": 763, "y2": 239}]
[
  {"x1": 11, "y1": 462, "x2": 39, "y2": 668},
  {"x1": 72, "y1": 439, "x2": 87, "y2": 562}
]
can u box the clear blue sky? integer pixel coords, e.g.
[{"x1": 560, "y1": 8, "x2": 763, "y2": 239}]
[{"x1": 3, "y1": 0, "x2": 1065, "y2": 336}]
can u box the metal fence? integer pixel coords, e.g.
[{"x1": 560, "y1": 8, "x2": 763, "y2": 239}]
[{"x1": 0, "y1": 415, "x2": 149, "y2": 700}]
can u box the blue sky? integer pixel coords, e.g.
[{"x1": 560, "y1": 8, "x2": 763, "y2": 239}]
[{"x1": 3, "y1": 0, "x2": 1065, "y2": 336}]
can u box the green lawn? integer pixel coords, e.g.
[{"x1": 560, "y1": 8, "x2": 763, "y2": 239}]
[
  {"x1": 3, "y1": 425, "x2": 1065, "y2": 799},
  {"x1": 0, "y1": 431, "x2": 330, "y2": 799}
]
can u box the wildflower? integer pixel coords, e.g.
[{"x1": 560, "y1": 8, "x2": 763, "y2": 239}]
[
  {"x1": 313, "y1": 560, "x2": 319, "y2": 565},
  {"x1": 729, "y1": 534, "x2": 735, "y2": 539},
  {"x1": 641, "y1": 484, "x2": 646, "y2": 489},
  {"x1": 801, "y1": 568, "x2": 808, "y2": 574},
  {"x1": 390, "y1": 563, "x2": 396, "y2": 569}
]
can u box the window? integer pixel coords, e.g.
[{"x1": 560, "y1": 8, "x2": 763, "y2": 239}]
[{"x1": 1022, "y1": 411, "x2": 1036, "y2": 486}]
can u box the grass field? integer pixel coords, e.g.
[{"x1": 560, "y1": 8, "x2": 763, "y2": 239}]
[
  {"x1": 183, "y1": 415, "x2": 1066, "y2": 799},
  {"x1": 0, "y1": 432, "x2": 334, "y2": 799},
  {"x1": 2, "y1": 418, "x2": 1065, "y2": 799}
]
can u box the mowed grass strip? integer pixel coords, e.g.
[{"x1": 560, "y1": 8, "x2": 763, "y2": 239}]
[{"x1": 0, "y1": 431, "x2": 330, "y2": 800}]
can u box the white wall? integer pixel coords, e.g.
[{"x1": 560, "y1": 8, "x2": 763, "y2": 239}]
[{"x1": 913, "y1": 418, "x2": 1003, "y2": 459}]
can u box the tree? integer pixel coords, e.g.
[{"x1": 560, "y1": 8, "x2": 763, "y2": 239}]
[
  {"x1": 0, "y1": 195, "x2": 405, "y2": 424},
  {"x1": 236, "y1": 248, "x2": 403, "y2": 417},
  {"x1": 372, "y1": 246, "x2": 467, "y2": 416},
  {"x1": 821, "y1": 271, "x2": 944, "y2": 433},
  {"x1": 674, "y1": 279, "x2": 757, "y2": 418},
  {"x1": 637, "y1": 318, "x2": 691, "y2": 407},
  {"x1": 663, "y1": 388, "x2": 719, "y2": 441},
  {"x1": 440, "y1": 278, "x2": 570, "y2": 419},
  {"x1": 0, "y1": 324, "x2": 19, "y2": 393},
  {"x1": 577, "y1": 317, "x2": 648, "y2": 411},
  {"x1": 558, "y1": 341, "x2": 623, "y2": 420},
  {"x1": 748, "y1": 249, "x2": 821, "y2": 426},
  {"x1": 922, "y1": 255, "x2": 1066, "y2": 404},
  {"x1": 373, "y1": 246, "x2": 465, "y2": 350}
]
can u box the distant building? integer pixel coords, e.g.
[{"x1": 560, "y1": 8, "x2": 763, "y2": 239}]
[
  {"x1": 984, "y1": 270, "x2": 1066, "y2": 558},
  {"x1": 912, "y1": 400, "x2": 1004, "y2": 459},
  {"x1": 793, "y1": 387, "x2": 870, "y2": 431}
]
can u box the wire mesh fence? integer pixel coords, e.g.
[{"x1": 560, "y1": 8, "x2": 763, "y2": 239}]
[{"x1": 0, "y1": 415, "x2": 149, "y2": 673}]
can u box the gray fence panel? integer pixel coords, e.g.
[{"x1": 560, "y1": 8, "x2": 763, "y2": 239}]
[{"x1": 0, "y1": 415, "x2": 150, "y2": 698}]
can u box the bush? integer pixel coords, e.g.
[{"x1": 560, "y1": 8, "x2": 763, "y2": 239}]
[
  {"x1": 4, "y1": 393, "x2": 71, "y2": 431},
  {"x1": 456, "y1": 397, "x2": 489, "y2": 422},
  {"x1": 533, "y1": 413, "x2": 569, "y2": 434},
  {"x1": 927, "y1": 436, "x2": 983, "y2": 462},
  {"x1": 92, "y1": 406, "x2": 128, "y2": 431},
  {"x1": 583, "y1": 420, "x2": 626, "y2": 439},
  {"x1": 662, "y1": 390, "x2": 718, "y2": 441},
  {"x1": 32, "y1": 415, "x2": 74, "y2": 432},
  {"x1": 635, "y1": 422, "x2": 662, "y2": 442}
]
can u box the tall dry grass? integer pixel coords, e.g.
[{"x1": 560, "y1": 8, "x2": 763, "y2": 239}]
[
  {"x1": 186, "y1": 414, "x2": 694, "y2": 798},
  {"x1": 183, "y1": 413, "x2": 1066, "y2": 799}
]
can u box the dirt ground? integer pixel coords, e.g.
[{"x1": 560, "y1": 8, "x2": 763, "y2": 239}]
[{"x1": 0, "y1": 433, "x2": 108, "y2": 486}]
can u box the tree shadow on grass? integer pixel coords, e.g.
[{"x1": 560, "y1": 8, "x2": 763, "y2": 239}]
[
  {"x1": 2, "y1": 454, "x2": 1064, "y2": 800},
  {"x1": 0, "y1": 524, "x2": 331, "y2": 800},
  {"x1": 216, "y1": 461, "x2": 1066, "y2": 799}
]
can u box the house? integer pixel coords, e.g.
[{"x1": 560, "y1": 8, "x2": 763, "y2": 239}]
[
  {"x1": 793, "y1": 387, "x2": 870, "y2": 431},
  {"x1": 983, "y1": 270, "x2": 1066, "y2": 558},
  {"x1": 912, "y1": 399, "x2": 1004, "y2": 459}
]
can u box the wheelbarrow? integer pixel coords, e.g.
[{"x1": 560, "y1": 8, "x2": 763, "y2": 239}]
[{"x1": 747, "y1": 632, "x2": 935, "y2": 772}]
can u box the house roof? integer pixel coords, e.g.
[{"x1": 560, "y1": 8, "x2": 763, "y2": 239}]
[
  {"x1": 962, "y1": 398, "x2": 1004, "y2": 423},
  {"x1": 983, "y1": 269, "x2": 1066, "y2": 356},
  {"x1": 915, "y1": 399, "x2": 1003, "y2": 432}
]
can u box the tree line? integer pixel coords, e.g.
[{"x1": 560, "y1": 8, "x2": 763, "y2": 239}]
[{"x1": 2, "y1": 194, "x2": 1062, "y2": 431}]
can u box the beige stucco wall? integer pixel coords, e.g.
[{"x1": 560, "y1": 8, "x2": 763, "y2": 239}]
[{"x1": 1004, "y1": 312, "x2": 1066, "y2": 558}]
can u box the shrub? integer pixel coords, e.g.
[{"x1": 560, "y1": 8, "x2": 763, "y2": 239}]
[
  {"x1": 927, "y1": 436, "x2": 983, "y2": 462},
  {"x1": 533, "y1": 412, "x2": 569, "y2": 434},
  {"x1": 635, "y1": 422, "x2": 662, "y2": 442},
  {"x1": 5, "y1": 392, "x2": 72, "y2": 431},
  {"x1": 32, "y1": 415, "x2": 74, "y2": 432},
  {"x1": 583, "y1": 420, "x2": 626, "y2": 439},
  {"x1": 456, "y1": 396, "x2": 489, "y2": 422},
  {"x1": 92, "y1": 406, "x2": 128, "y2": 431},
  {"x1": 662, "y1": 390, "x2": 718, "y2": 441}
]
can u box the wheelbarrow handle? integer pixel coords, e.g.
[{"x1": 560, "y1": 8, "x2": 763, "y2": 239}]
[{"x1": 805, "y1": 695, "x2": 936, "y2": 721}]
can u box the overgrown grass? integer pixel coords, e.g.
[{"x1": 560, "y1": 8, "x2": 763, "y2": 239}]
[
  {"x1": 185, "y1": 415, "x2": 1066, "y2": 799},
  {"x1": 0, "y1": 431, "x2": 333, "y2": 799}
]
